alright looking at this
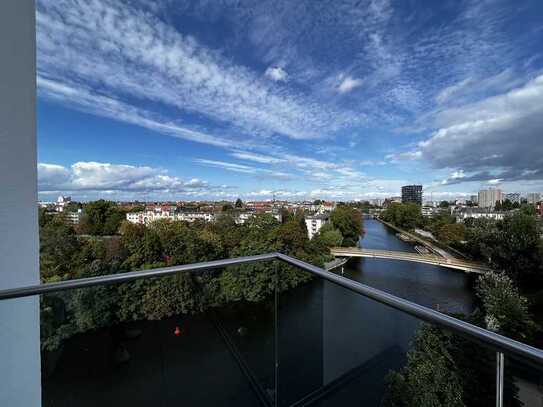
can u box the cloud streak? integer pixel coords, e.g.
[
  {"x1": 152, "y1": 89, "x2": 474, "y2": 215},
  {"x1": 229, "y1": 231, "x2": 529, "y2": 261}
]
[{"x1": 37, "y1": 0, "x2": 362, "y2": 143}]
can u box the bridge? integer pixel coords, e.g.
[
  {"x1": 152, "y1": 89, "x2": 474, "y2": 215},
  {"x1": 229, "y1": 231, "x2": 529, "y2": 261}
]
[{"x1": 330, "y1": 247, "x2": 491, "y2": 274}]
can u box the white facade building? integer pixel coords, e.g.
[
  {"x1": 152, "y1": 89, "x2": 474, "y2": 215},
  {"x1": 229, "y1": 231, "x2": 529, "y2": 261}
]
[
  {"x1": 305, "y1": 214, "x2": 330, "y2": 240},
  {"x1": 527, "y1": 193, "x2": 541, "y2": 205},
  {"x1": 177, "y1": 212, "x2": 215, "y2": 222},
  {"x1": 63, "y1": 209, "x2": 83, "y2": 225},
  {"x1": 455, "y1": 208, "x2": 511, "y2": 223},
  {"x1": 126, "y1": 210, "x2": 215, "y2": 225},
  {"x1": 55, "y1": 195, "x2": 71, "y2": 212},
  {"x1": 478, "y1": 188, "x2": 503, "y2": 208}
]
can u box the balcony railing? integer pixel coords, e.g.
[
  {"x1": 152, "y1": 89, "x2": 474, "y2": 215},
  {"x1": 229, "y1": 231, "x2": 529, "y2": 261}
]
[{"x1": 1, "y1": 253, "x2": 543, "y2": 406}]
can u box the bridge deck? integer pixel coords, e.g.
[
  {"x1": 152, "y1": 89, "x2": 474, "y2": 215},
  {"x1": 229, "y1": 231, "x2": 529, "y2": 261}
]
[{"x1": 330, "y1": 247, "x2": 490, "y2": 274}]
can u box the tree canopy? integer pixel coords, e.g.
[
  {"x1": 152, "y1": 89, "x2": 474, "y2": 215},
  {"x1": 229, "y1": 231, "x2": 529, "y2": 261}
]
[
  {"x1": 330, "y1": 206, "x2": 363, "y2": 246},
  {"x1": 380, "y1": 203, "x2": 423, "y2": 230},
  {"x1": 78, "y1": 200, "x2": 125, "y2": 235},
  {"x1": 38, "y1": 209, "x2": 331, "y2": 352}
]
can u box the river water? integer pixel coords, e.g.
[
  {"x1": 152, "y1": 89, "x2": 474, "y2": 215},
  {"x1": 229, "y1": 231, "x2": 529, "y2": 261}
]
[
  {"x1": 43, "y1": 218, "x2": 478, "y2": 406},
  {"x1": 274, "y1": 218, "x2": 477, "y2": 405},
  {"x1": 348, "y1": 219, "x2": 475, "y2": 314}
]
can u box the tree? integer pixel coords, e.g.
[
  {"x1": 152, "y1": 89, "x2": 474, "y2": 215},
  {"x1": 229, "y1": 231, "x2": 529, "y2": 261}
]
[
  {"x1": 476, "y1": 272, "x2": 537, "y2": 342},
  {"x1": 439, "y1": 200, "x2": 450, "y2": 208},
  {"x1": 79, "y1": 200, "x2": 124, "y2": 235},
  {"x1": 436, "y1": 223, "x2": 466, "y2": 246},
  {"x1": 314, "y1": 223, "x2": 343, "y2": 247},
  {"x1": 330, "y1": 206, "x2": 363, "y2": 247},
  {"x1": 40, "y1": 219, "x2": 82, "y2": 280},
  {"x1": 235, "y1": 198, "x2": 243, "y2": 208},
  {"x1": 221, "y1": 204, "x2": 234, "y2": 212},
  {"x1": 381, "y1": 203, "x2": 422, "y2": 230},
  {"x1": 491, "y1": 212, "x2": 542, "y2": 283},
  {"x1": 383, "y1": 325, "x2": 465, "y2": 407}
]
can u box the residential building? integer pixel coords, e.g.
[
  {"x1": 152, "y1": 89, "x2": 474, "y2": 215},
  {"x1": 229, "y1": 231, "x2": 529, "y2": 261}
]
[
  {"x1": 401, "y1": 185, "x2": 423, "y2": 206},
  {"x1": 421, "y1": 206, "x2": 440, "y2": 217},
  {"x1": 478, "y1": 188, "x2": 503, "y2": 208},
  {"x1": 505, "y1": 193, "x2": 520, "y2": 204},
  {"x1": 455, "y1": 207, "x2": 512, "y2": 223},
  {"x1": 63, "y1": 209, "x2": 83, "y2": 225},
  {"x1": 527, "y1": 192, "x2": 541, "y2": 205},
  {"x1": 305, "y1": 213, "x2": 330, "y2": 239},
  {"x1": 234, "y1": 210, "x2": 282, "y2": 224},
  {"x1": 126, "y1": 209, "x2": 174, "y2": 225},
  {"x1": 177, "y1": 212, "x2": 216, "y2": 223},
  {"x1": 56, "y1": 195, "x2": 71, "y2": 212}
]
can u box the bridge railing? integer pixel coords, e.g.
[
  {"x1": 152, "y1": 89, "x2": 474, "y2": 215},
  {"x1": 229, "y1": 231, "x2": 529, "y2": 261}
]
[{"x1": 1, "y1": 253, "x2": 542, "y2": 406}]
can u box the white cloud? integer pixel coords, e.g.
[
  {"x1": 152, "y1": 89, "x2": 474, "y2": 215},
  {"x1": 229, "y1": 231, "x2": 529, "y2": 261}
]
[
  {"x1": 419, "y1": 75, "x2": 543, "y2": 181},
  {"x1": 38, "y1": 77, "x2": 234, "y2": 148},
  {"x1": 265, "y1": 66, "x2": 288, "y2": 81},
  {"x1": 37, "y1": 0, "x2": 363, "y2": 142},
  {"x1": 38, "y1": 161, "x2": 216, "y2": 194},
  {"x1": 194, "y1": 158, "x2": 291, "y2": 179},
  {"x1": 230, "y1": 151, "x2": 286, "y2": 164},
  {"x1": 194, "y1": 159, "x2": 257, "y2": 174},
  {"x1": 337, "y1": 76, "x2": 363, "y2": 94}
]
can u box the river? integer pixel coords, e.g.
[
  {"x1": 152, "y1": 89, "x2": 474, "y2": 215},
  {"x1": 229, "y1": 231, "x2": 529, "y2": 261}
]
[
  {"x1": 43, "y1": 218, "x2": 477, "y2": 406},
  {"x1": 274, "y1": 218, "x2": 477, "y2": 405}
]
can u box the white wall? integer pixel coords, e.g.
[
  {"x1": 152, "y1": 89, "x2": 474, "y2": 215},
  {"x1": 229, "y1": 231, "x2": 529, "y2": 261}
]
[{"x1": 0, "y1": 1, "x2": 41, "y2": 406}]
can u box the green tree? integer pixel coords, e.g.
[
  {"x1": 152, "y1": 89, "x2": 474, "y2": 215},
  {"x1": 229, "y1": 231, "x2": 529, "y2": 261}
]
[
  {"x1": 40, "y1": 219, "x2": 82, "y2": 280},
  {"x1": 381, "y1": 203, "x2": 422, "y2": 230},
  {"x1": 315, "y1": 223, "x2": 343, "y2": 247},
  {"x1": 235, "y1": 198, "x2": 243, "y2": 208},
  {"x1": 491, "y1": 212, "x2": 542, "y2": 282},
  {"x1": 383, "y1": 325, "x2": 465, "y2": 407},
  {"x1": 79, "y1": 200, "x2": 124, "y2": 235},
  {"x1": 436, "y1": 223, "x2": 466, "y2": 246},
  {"x1": 477, "y1": 272, "x2": 537, "y2": 342},
  {"x1": 330, "y1": 206, "x2": 363, "y2": 247}
]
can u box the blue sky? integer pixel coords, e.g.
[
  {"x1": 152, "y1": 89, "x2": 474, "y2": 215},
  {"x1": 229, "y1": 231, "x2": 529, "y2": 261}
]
[{"x1": 36, "y1": 0, "x2": 543, "y2": 201}]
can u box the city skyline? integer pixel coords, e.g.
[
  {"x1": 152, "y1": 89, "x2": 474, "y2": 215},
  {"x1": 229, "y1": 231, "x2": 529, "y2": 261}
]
[{"x1": 37, "y1": 0, "x2": 543, "y2": 202}]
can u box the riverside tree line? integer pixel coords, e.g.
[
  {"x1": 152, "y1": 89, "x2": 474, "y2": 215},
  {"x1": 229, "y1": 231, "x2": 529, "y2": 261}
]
[
  {"x1": 39, "y1": 201, "x2": 362, "y2": 352},
  {"x1": 379, "y1": 202, "x2": 543, "y2": 406}
]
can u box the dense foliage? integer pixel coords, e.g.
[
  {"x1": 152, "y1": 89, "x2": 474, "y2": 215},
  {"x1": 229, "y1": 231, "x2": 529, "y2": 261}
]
[
  {"x1": 380, "y1": 203, "x2": 422, "y2": 230},
  {"x1": 39, "y1": 212, "x2": 331, "y2": 351},
  {"x1": 329, "y1": 205, "x2": 363, "y2": 246},
  {"x1": 78, "y1": 200, "x2": 126, "y2": 235},
  {"x1": 383, "y1": 325, "x2": 465, "y2": 407},
  {"x1": 384, "y1": 271, "x2": 533, "y2": 406},
  {"x1": 477, "y1": 272, "x2": 537, "y2": 342},
  {"x1": 464, "y1": 212, "x2": 543, "y2": 284}
]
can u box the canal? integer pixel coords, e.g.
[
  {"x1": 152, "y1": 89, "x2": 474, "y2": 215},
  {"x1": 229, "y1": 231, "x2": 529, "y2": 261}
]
[
  {"x1": 42, "y1": 218, "x2": 477, "y2": 406},
  {"x1": 274, "y1": 218, "x2": 477, "y2": 405}
]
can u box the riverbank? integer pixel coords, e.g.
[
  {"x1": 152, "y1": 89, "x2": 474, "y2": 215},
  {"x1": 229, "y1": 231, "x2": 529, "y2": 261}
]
[{"x1": 375, "y1": 218, "x2": 455, "y2": 259}]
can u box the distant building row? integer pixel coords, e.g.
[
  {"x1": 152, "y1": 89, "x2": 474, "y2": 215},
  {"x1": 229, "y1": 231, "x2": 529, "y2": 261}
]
[
  {"x1": 477, "y1": 189, "x2": 541, "y2": 208},
  {"x1": 126, "y1": 209, "x2": 282, "y2": 225}
]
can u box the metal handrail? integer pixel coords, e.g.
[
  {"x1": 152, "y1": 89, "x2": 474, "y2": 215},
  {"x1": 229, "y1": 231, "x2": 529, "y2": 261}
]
[{"x1": 2, "y1": 252, "x2": 543, "y2": 366}]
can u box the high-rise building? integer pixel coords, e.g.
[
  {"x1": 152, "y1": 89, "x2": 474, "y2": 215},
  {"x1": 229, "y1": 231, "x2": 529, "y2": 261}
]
[
  {"x1": 470, "y1": 195, "x2": 478, "y2": 204},
  {"x1": 401, "y1": 185, "x2": 423, "y2": 205},
  {"x1": 527, "y1": 192, "x2": 541, "y2": 205},
  {"x1": 478, "y1": 188, "x2": 503, "y2": 208},
  {"x1": 505, "y1": 193, "x2": 520, "y2": 204}
]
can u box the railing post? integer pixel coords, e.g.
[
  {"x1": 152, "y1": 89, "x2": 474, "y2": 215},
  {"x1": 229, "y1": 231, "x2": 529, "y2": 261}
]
[
  {"x1": 496, "y1": 352, "x2": 504, "y2": 407},
  {"x1": 274, "y1": 262, "x2": 279, "y2": 407}
]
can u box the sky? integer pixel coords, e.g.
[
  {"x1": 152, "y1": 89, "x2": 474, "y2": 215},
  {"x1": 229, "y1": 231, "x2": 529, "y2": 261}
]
[{"x1": 36, "y1": 0, "x2": 543, "y2": 202}]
